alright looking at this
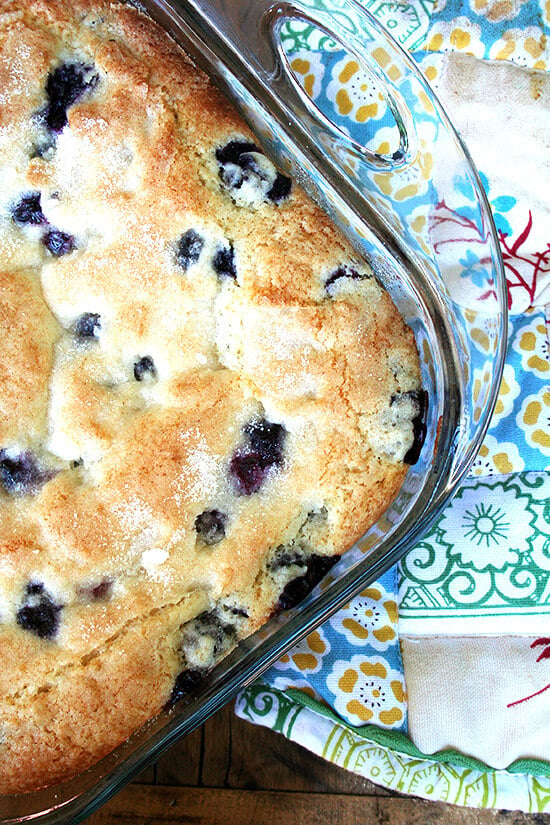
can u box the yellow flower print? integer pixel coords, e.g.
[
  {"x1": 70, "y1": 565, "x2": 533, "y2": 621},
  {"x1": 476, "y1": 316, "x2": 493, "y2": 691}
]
[
  {"x1": 489, "y1": 27, "x2": 548, "y2": 68},
  {"x1": 327, "y1": 56, "x2": 389, "y2": 124},
  {"x1": 512, "y1": 311, "x2": 550, "y2": 378},
  {"x1": 426, "y1": 32, "x2": 445, "y2": 51},
  {"x1": 268, "y1": 672, "x2": 323, "y2": 700},
  {"x1": 472, "y1": 363, "x2": 512, "y2": 425},
  {"x1": 489, "y1": 363, "x2": 521, "y2": 424},
  {"x1": 463, "y1": 311, "x2": 501, "y2": 360},
  {"x1": 371, "y1": 120, "x2": 436, "y2": 202},
  {"x1": 329, "y1": 584, "x2": 398, "y2": 651},
  {"x1": 288, "y1": 49, "x2": 326, "y2": 101},
  {"x1": 518, "y1": 389, "x2": 550, "y2": 455},
  {"x1": 469, "y1": 0, "x2": 530, "y2": 23},
  {"x1": 272, "y1": 627, "x2": 330, "y2": 676},
  {"x1": 423, "y1": 63, "x2": 439, "y2": 82},
  {"x1": 471, "y1": 433, "x2": 525, "y2": 476},
  {"x1": 425, "y1": 17, "x2": 485, "y2": 57},
  {"x1": 372, "y1": 159, "x2": 429, "y2": 202},
  {"x1": 405, "y1": 203, "x2": 438, "y2": 260},
  {"x1": 372, "y1": 125, "x2": 402, "y2": 164},
  {"x1": 327, "y1": 655, "x2": 406, "y2": 728}
]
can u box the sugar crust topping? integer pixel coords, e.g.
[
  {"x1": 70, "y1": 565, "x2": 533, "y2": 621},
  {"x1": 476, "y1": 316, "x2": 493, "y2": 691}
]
[{"x1": 0, "y1": 0, "x2": 423, "y2": 793}]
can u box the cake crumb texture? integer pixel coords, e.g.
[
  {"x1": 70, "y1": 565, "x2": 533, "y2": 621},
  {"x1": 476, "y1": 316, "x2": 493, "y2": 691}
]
[{"x1": 0, "y1": 0, "x2": 422, "y2": 793}]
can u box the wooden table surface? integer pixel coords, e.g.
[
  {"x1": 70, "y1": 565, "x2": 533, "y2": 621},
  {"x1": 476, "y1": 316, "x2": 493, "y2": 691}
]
[{"x1": 89, "y1": 701, "x2": 550, "y2": 825}]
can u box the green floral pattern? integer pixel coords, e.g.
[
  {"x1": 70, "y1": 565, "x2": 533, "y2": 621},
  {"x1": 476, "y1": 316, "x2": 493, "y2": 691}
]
[
  {"x1": 236, "y1": 684, "x2": 550, "y2": 811},
  {"x1": 280, "y1": 0, "x2": 435, "y2": 53},
  {"x1": 399, "y1": 473, "x2": 550, "y2": 623}
]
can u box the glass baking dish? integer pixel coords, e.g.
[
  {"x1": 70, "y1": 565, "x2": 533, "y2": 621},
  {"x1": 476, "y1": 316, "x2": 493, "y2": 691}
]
[{"x1": 1, "y1": 0, "x2": 507, "y2": 821}]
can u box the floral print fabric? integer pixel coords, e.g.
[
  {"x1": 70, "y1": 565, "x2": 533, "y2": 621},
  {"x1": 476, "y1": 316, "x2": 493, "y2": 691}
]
[
  {"x1": 269, "y1": 574, "x2": 408, "y2": 730},
  {"x1": 424, "y1": 0, "x2": 550, "y2": 68}
]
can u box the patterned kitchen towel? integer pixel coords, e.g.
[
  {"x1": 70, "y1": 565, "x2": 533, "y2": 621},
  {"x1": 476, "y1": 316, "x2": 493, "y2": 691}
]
[
  {"x1": 397, "y1": 48, "x2": 550, "y2": 771},
  {"x1": 236, "y1": 684, "x2": 550, "y2": 809},
  {"x1": 235, "y1": 0, "x2": 550, "y2": 811}
]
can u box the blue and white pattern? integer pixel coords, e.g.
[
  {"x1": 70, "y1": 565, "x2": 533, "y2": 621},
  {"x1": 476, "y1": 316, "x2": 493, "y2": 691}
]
[
  {"x1": 476, "y1": 310, "x2": 550, "y2": 472},
  {"x1": 425, "y1": 0, "x2": 550, "y2": 69},
  {"x1": 263, "y1": 569, "x2": 408, "y2": 730}
]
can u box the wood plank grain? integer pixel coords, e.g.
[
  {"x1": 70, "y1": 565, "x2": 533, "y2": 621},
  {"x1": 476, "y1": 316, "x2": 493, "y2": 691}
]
[
  {"x1": 151, "y1": 702, "x2": 385, "y2": 794},
  {"x1": 134, "y1": 763, "x2": 156, "y2": 784},
  {"x1": 199, "y1": 701, "x2": 233, "y2": 787},
  {"x1": 154, "y1": 724, "x2": 203, "y2": 787},
  {"x1": 88, "y1": 785, "x2": 549, "y2": 825},
  {"x1": 220, "y1": 704, "x2": 385, "y2": 794}
]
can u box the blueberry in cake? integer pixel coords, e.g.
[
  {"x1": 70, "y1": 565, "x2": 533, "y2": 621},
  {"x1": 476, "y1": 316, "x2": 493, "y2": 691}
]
[{"x1": 0, "y1": 0, "x2": 425, "y2": 793}]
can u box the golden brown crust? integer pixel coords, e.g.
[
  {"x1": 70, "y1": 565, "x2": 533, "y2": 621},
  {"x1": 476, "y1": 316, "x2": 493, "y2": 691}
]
[{"x1": 0, "y1": 0, "x2": 421, "y2": 792}]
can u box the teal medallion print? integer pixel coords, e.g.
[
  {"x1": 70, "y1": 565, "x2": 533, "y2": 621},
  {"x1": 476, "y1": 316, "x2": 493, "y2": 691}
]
[{"x1": 399, "y1": 472, "x2": 550, "y2": 625}]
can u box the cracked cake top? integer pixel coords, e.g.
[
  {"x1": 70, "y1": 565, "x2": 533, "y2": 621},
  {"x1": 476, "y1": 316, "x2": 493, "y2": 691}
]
[{"x1": 0, "y1": 0, "x2": 423, "y2": 793}]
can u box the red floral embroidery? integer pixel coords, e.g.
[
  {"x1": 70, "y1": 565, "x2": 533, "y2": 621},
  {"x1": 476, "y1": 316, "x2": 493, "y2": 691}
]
[
  {"x1": 498, "y1": 213, "x2": 550, "y2": 310},
  {"x1": 430, "y1": 202, "x2": 550, "y2": 310},
  {"x1": 532, "y1": 637, "x2": 550, "y2": 662},
  {"x1": 507, "y1": 638, "x2": 550, "y2": 708},
  {"x1": 431, "y1": 199, "x2": 491, "y2": 250}
]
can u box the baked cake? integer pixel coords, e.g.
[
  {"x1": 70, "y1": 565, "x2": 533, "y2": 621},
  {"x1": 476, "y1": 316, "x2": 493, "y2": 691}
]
[{"x1": 0, "y1": 0, "x2": 424, "y2": 794}]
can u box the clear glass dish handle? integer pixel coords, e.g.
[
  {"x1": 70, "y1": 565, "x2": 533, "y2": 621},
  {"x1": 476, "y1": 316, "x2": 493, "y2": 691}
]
[{"x1": 189, "y1": 0, "x2": 419, "y2": 170}]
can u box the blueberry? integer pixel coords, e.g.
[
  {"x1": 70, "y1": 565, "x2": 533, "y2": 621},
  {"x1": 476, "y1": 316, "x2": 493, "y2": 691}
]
[
  {"x1": 267, "y1": 173, "x2": 292, "y2": 203},
  {"x1": 169, "y1": 668, "x2": 207, "y2": 704},
  {"x1": 91, "y1": 579, "x2": 112, "y2": 600},
  {"x1": 195, "y1": 509, "x2": 227, "y2": 545},
  {"x1": 215, "y1": 140, "x2": 258, "y2": 166},
  {"x1": 324, "y1": 265, "x2": 369, "y2": 295},
  {"x1": 176, "y1": 608, "x2": 241, "y2": 678},
  {"x1": 244, "y1": 419, "x2": 286, "y2": 467},
  {"x1": 44, "y1": 62, "x2": 99, "y2": 133},
  {"x1": 42, "y1": 229, "x2": 76, "y2": 257},
  {"x1": 171, "y1": 605, "x2": 246, "y2": 698},
  {"x1": 74, "y1": 313, "x2": 101, "y2": 340},
  {"x1": 230, "y1": 418, "x2": 286, "y2": 496},
  {"x1": 268, "y1": 550, "x2": 306, "y2": 573},
  {"x1": 0, "y1": 450, "x2": 50, "y2": 495},
  {"x1": 176, "y1": 229, "x2": 204, "y2": 271},
  {"x1": 188, "y1": 610, "x2": 238, "y2": 659},
  {"x1": 16, "y1": 582, "x2": 63, "y2": 639},
  {"x1": 391, "y1": 390, "x2": 428, "y2": 465},
  {"x1": 212, "y1": 244, "x2": 237, "y2": 281},
  {"x1": 277, "y1": 555, "x2": 339, "y2": 611},
  {"x1": 226, "y1": 152, "x2": 271, "y2": 190},
  {"x1": 229, "y1": 451, "x2": 266, "y2": 496},
  {"x1": 133, "y1": 355, "x2": 157, "y2": 382},
  {"x1": 239, "y1": 153, "x2": 266, "y2": 176},
  {"x1": 221, "y1": 603, "x2": 248, "y2": 619},
  {"x1": 11, "y1": 192, "x2": 46, "y2": 226},
  {"x1": 215, "y1": 140, "x2": 291, "y2": 204}
]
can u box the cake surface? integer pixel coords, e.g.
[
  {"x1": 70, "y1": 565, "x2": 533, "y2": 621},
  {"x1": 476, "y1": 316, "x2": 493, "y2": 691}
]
[{"x1": 0, "y1": 0, "x2": 423, "y2": 794}]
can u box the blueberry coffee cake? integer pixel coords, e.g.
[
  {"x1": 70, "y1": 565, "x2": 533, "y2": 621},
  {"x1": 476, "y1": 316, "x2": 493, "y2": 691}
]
[{"x1": 0, "y1": 0, "x2": 424, "y2": 793}]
